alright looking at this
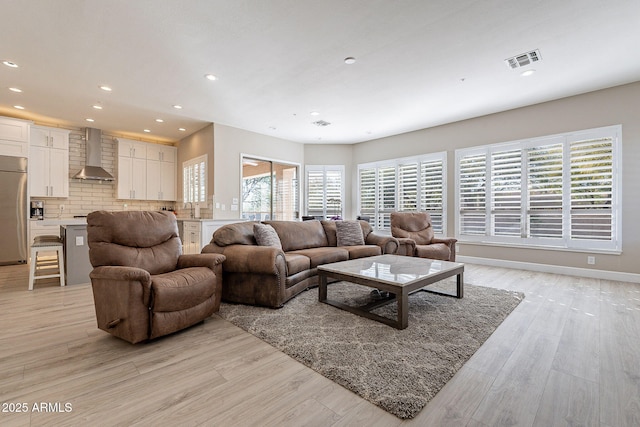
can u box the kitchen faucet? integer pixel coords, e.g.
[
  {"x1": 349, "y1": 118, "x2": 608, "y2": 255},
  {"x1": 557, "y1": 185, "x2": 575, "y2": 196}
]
[{"x1": 185, "y1": 202, "x2": 194, "y2": 218}]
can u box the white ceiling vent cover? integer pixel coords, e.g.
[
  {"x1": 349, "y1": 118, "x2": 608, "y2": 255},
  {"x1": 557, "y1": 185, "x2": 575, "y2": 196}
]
[
  {"x1": 312, "y1": 120, "x2": 331, "y2": 127},
  {"x1": 505, "y1": 50, "x2": 541, "y2": 69}
]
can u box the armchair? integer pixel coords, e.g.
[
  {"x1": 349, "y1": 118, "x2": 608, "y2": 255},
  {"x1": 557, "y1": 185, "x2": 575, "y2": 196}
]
[
  {"x1": 86, "y1": 210, "x2": 226, "y2": 343},
  {"x1": 390, "y1": 211, "x2": 457, "y2": 262}
]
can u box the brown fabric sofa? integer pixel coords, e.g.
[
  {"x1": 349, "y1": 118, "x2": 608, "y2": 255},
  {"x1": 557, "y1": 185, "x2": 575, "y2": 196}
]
[
  {"x1": 87, "y1": 210, "x2": 226, "y2": 344},
  {"x1": 201, "y1": 219, "x2": 398, "y2": 308},
  {"x1": 390, "y1": 211, "x2": 457, "y2": 261}
]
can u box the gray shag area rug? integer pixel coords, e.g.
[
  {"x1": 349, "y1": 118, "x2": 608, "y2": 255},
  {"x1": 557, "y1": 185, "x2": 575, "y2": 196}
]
[{"x1": 218, "y1": 280, "x2": 524, "y2": 419}]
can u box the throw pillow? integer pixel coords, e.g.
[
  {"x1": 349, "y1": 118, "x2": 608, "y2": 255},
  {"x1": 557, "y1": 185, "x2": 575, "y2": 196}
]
[
  {"x1": 253, "y1": 223, "x2": 282, "y2": 249},
  {"x1": 335, "y1": 220, "x2": 365, "y2": 246}
]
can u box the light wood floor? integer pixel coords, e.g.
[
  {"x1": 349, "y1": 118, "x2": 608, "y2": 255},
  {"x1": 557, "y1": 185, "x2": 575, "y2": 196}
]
[{"x1": 1, "y1": 263, "x2": 639, "y2": 427}]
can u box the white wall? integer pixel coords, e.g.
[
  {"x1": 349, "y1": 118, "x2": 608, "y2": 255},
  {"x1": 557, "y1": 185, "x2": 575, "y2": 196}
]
[
  {"x1": 213, "y1": 124, "x2": 305, "y2": 219},
  {"x1": 348, "y1": 81, "x2": 640, "y2": 274}
]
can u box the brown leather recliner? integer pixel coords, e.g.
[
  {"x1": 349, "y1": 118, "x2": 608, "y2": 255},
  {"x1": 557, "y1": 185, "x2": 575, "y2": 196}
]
[
  {"x1": 86, "y1": 210, "x2": 226, "y2": 344},
  {"x1": 390, "y1": 211, "x2": 457, "y2": 261}
]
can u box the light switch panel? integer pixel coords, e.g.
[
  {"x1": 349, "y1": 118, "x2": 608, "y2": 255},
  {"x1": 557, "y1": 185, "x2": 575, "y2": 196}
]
[{"x1": 75, "y1": 236, "x2": 84, "y2": 246}]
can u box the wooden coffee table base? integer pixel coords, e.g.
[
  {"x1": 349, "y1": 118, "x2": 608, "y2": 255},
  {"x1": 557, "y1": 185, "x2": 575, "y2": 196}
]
[{"x1": 318, "y1": 258, "x2": 464, "y2": 330}]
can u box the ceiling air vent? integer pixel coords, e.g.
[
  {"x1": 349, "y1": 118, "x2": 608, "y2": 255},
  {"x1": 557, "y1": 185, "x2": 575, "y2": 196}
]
[
  {"x1": 505, "y1": 49, "x2": 541, "y2": 69},
  {"x1": 312, "y1": 120, "x2": 331, "y2": 127}
]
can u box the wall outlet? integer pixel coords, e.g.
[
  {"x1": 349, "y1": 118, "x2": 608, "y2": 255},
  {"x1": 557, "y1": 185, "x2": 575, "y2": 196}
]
[
  {"x1": 587, "y1": 256, "x2": 596, "y2": 265},
  {"x1": 59, "y1": 205, "x2": 65, "y2": 212}
]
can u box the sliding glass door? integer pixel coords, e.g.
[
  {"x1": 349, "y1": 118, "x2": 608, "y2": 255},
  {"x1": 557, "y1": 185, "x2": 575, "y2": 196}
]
[{"x1": 241, "y1": 156, "x2": 299, "y2": 221}]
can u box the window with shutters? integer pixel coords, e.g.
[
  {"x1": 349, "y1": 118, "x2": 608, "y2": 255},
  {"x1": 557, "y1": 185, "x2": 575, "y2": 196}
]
[
  {"x1": 357, "y1": 152, "x2": 447, "y2": 233},
  {"x1": 183, "y1": 154, "x2": 207, "y2": 203},
  {"x1": 305, "y1": 165, "x2": 344, "y2": 219},
  {"x1": 455, "y1": 125, "x2": 621, "y2": 252}
]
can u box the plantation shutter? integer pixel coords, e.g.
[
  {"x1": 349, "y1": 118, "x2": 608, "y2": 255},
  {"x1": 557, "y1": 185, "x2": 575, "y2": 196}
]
[
  {"x1": 570, "y1": 136, "x2": 614, "y2": 241},
  {"x1": 377, "y1": 166, "x2": 396, "y2": 229},
  {"x1": 420, "y1": 159, "x2": 444, "y2": 233},
  {"x1": 459, "y1": 153, "x2": 487, "y2": 235},
  {"x1": 527, "y1": 143, "x2": 563, "y2": 238},
  {"x1": 325, "y1": 169, "x2": 343, "y2": 217},
  {"x1": 306, "y1": 169, "x2": 325, "y2": 217},
  {"x1": 398, "y1": 162, "x2": 418, "y2": 211},
  {"x1": 359, "y1": 168, "x2": 376, "y2": 220},
  {"x1": 491, "y1": 149, "x2": 522, "y2": 236},
  {"x1": 183, "y1": 155, "x2": 207, "y2": 203}
]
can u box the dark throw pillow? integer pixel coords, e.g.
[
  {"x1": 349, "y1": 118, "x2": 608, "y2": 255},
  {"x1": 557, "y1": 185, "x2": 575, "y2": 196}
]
[
  {"x1": 335, "y1": 220, "x2": 365, "y2": 246},
  {"x1": 253, "y1": 223, "x2": 282, "y2": 249}
]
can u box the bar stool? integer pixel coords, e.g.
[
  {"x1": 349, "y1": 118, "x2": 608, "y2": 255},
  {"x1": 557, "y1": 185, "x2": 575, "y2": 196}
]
[{"x1": 28, "y1": 235, "x2": 66, "y2": 290}]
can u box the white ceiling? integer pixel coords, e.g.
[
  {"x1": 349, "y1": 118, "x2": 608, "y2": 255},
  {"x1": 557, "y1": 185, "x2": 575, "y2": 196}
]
[{"x1": 1, "y1": 0, "x2": 639, "y2": 144}]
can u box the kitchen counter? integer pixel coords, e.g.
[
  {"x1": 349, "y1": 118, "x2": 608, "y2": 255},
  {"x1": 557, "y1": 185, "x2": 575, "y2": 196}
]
[{"x1": 31, "y1": 218, "x2": 87, "y2": 226}]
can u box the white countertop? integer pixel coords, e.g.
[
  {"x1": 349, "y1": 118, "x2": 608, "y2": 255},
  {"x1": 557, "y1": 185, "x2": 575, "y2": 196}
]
[{"x1": 31, "y1": 218, "x2": 87, "y2": 226}]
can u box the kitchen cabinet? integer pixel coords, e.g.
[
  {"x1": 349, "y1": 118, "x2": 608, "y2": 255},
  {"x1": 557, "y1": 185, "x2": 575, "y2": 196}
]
[
  {"x1": 0, "y1": 117, "x2": 30, "y2": 157},
  {"x1": 117, "y1": 138, "x2": 146, "y2": 200},
  {"x1": 29, "y1": 126, "x2": 70, "y2": 198},
  {"x1": 181, "y1": 221, "x2": 201, "y2": 254},
  {"x1": 146, "y1": 145, "x2": 176, "y2": 201},
  {"x1": 179, "y1": 219, "x2": 244, "y2": 254}
]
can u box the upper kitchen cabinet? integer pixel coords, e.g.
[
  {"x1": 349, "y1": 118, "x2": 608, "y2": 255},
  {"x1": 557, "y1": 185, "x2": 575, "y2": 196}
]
[
  {"x1": 146, "y1": 144, "x2": 176, "y2": 201},
  {"x1": 117, "y1": 138, "x2": 147, "y2": 159},
  {"x1": 117, "y1": 138, "x2": 146, "y2": 200},
  {"x1": 29, "y1": 125, "x2": 70, "y2": 198},
  {"x1": 0, "y1": 116, "x2": 30, "y2": 157},
  {"x1": 30, "y1": 126, "x2": 69, "y2": 149}
]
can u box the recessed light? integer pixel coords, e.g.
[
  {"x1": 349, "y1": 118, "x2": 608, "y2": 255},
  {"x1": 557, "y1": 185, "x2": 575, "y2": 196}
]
[
  {"x1": 173, "y1": 105, "x2": 183, "y2": 109},
  {"x1": 99, "y1": 85, "x2": 112, "y2": 91},
  {"x1": 92, "y1": 105, "x2": 103, "y2": 110},
  {"x1": 3, "y1": 60, "x2": 18, "y2": 68},
  {"x1": 143, "y1": 129, "x2": 151, "y2": 133},
  {"x1": 521, "y1": 69, "x2": 536, "y2": 77},
  {"x1": 178, "y1": 128, "x2": 186, "y2": 132},
  {"x1": 86, "y1": 118, "x2": 95, "y2": 122},
  {"x1": 344, "y1": 57, "x2": 356, "y2": 65},
  {"x1": 310, "y1": 111, "x2": 320, "y2": 116},
  {"x1": 155, "y1": 118, "x2": 164, "y2": 123},
  {"x1": 9, "y1": 87, "x2": 22, "y2": 93},
  {"x1": 204, "y1": 74, "x2": 218, "y2": 81},
  {"x1": 14, "y1": 105, "x2": 25, "y2": 110}
]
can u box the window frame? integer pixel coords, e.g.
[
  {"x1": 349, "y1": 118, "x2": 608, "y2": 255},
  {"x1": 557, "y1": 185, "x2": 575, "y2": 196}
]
[
  {"x1": 357, "y1": 152, "x2": 447, "y2": 233},
  {"x1": 455, "y1": 125, "x2": 622, "y2": 253}
]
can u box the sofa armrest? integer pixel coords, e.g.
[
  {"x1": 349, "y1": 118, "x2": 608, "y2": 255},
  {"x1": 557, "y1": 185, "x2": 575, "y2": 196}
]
[
  {"x1": 177, "y1": 253, "x2": 226, "y2": 271},
  {"x1": 208, "y1": 244, "x2": 285, "y2": 275},
  {"x1": 89, "y1": 265, "x2": 152, "y2": 311},
  {"x1": 365, "y1": 232, "x2": 399, "y2": 254},
  {"x1": 431, "y1": 237, "x2": 458, "y2": 261},
  {"x1": 90, "y1": 265, "x2": 151, "y2": 285},
  {"x1": 395, "y1": 237, "x2": 416, "y2": 256}
]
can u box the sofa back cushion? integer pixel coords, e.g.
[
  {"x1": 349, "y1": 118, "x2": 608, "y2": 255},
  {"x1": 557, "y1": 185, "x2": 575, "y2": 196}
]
[
  {"x1": 213, "y1": 221, "x2": 258, "y2": 246},
  {"x1": 87, "y1": 210, "x2": 181, "y2": 275},
  {"x1": 390, "y1": 211, "x2": 434, "y2": 245},
  {"x1": 264, "y1": 220, "x2": 329, "y2": 252}
]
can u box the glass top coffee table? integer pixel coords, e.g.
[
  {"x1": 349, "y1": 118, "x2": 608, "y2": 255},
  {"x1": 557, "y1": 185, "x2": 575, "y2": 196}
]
[{"x1": 317, "y1": 254, "x2": 464, "y2": 329}]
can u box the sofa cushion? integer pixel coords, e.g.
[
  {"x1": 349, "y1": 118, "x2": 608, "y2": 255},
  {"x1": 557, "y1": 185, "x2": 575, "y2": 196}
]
[
  {"x1": 415, "y1": 243, "x2": 451, "y2": 261},
  {"x1": 214, "y1": 221, "x2": 258, "y2": 246},
  {"x1": 284, "y1": 253, "x2": 311, "y2": 275},
  {"x1": 335, "y1": 220, "x2": 365, "y2": 246},
  {"x1": 287, "y1": 247, "x2": 349, "y2": 268},
  {"x1": 253, "y1": 223, "x2": 282, "y2": 249},
  {"x1": 265, "y1": 220, "x2": 329, "y2": 252},
  {"x1": 321, "y1": 220, "x2": 372, "y2": 246},
  {"x1": 342, "y1": 245, "x2": 381, "y2": 259},
  {"x1": 151, "y1": 267, "x2": 216, "y2": 312}
]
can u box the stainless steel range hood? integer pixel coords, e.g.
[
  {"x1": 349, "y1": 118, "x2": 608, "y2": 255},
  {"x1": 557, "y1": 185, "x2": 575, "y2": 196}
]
[{"x1": 73, "y1": 128, "x2": 115, "y2": 181}]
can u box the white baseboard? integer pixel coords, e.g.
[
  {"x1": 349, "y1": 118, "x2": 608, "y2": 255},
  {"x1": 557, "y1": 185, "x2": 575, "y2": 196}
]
[{"x1": 457, "y1": 255, "x2": 640, "y2": 283}]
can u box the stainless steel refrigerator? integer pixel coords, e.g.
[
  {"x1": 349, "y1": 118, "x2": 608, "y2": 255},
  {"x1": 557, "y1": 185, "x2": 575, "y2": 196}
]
[{"x1": 0, "y1": 156, "x2": 28, "y2": 265}]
